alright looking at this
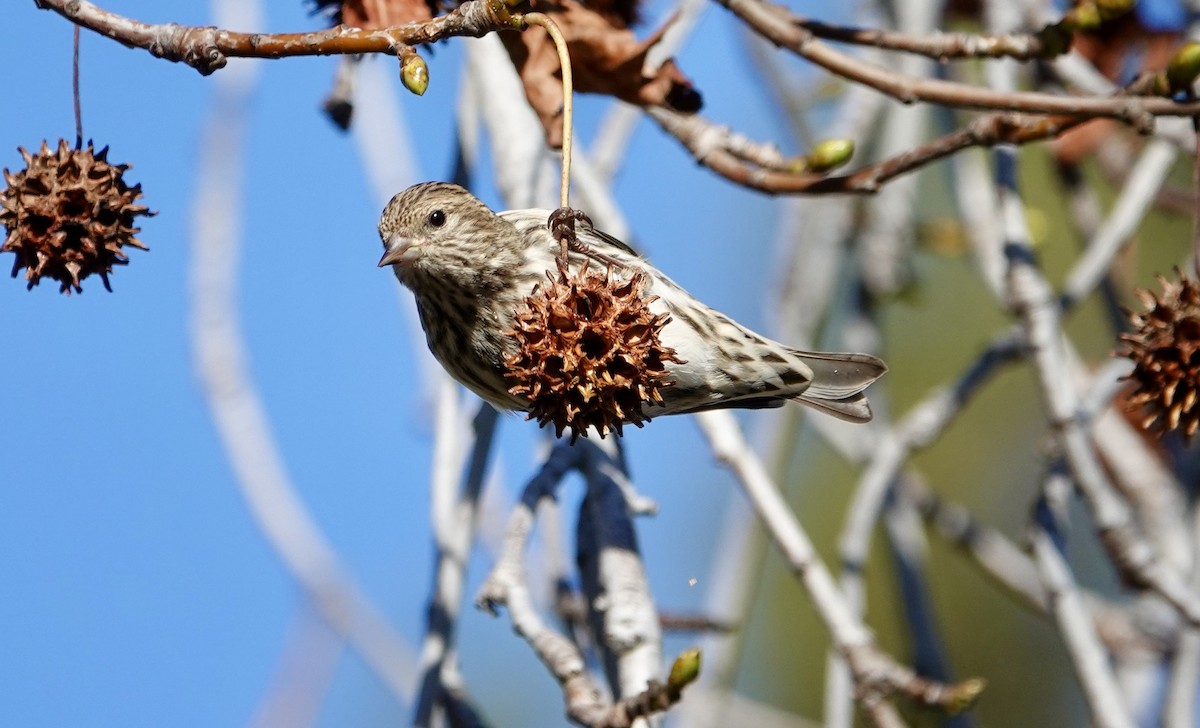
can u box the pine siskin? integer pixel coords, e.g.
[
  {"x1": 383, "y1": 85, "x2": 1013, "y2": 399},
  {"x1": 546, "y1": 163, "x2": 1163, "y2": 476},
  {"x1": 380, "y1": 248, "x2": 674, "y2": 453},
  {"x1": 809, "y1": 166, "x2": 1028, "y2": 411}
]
[{"x1": 378, "y1": 182, "x2": 886, "y2": 426}]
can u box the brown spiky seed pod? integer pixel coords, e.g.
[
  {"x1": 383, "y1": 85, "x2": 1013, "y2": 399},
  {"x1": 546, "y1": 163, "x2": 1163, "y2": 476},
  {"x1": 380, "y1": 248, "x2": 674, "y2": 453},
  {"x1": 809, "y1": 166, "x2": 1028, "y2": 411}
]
[
  {"x1": 504, "y1": 262, "x2": 682, "y2": 441},
  {"x1": 0, "y1": 139, "x2": 153, "y2": 293},
  {"x1": 1118, "y1": 270, "x2": 1200, "y2": 438}
]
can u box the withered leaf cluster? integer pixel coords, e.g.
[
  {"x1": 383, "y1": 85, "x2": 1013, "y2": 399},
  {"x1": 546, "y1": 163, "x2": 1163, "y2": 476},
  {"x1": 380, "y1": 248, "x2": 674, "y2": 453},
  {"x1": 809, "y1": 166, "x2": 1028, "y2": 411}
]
[
  {"x1": 500, "y1": 0, "x2": 701, "y2": 146},
  {"x1": 344, "y1": 0, "x2": 438, "y2": 27},
  {"x1": 317, "y1": 0, "x2": 702, "y2": 144},
  {"x1": 504, "y1": 263, "x2": 681, "y2": 441},
  {"x1": 1, "y1": 140, "x2": 153, "y2": 294},
  {"x1": 1119, "y1": 271, "x2": 1200, "y2": 439}
]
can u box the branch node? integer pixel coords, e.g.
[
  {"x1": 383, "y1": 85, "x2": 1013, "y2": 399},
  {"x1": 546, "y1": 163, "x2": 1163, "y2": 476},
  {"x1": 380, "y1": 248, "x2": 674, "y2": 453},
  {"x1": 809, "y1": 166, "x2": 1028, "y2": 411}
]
[{"x1": 148, "y1": 23, "x2": 227, "y2": 75}]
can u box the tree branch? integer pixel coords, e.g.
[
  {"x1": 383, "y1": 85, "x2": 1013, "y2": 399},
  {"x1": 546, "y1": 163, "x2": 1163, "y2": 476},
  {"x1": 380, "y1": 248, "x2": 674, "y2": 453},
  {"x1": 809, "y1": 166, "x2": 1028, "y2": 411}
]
[
  {"x1": 792, "y1": 14, "x2": 1064, "y2": 61},
  {"x1": 1030, "y1": 476, "x2": 1135, "y2": 728},
  {"x1": 649, "y1": 105, "x2": 1087, "y2": 195},
  {"x1": 35, "y1": 0, "x2": 521, "y2": 75},
  {"x1": 694, "y1": 410, "x2": 982, "y2": 722},
  {"x1": 715, "y1": 0, "x2": 1200, "y2": 126}
]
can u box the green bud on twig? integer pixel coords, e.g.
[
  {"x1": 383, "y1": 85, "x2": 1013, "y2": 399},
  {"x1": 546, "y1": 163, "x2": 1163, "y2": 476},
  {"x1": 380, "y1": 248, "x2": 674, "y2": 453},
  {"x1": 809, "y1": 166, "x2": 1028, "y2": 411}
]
[
  {"x1": 1062, "y1": 2, "x2": 1102, "y2": 32},
  {"x1": 1152, "y1": 73, "x2": 1172, "y2": 96},
  {"x1": 1094, "y1": 0, "x2": 1136, "y2": 21},
  {"x1": 401, "y1": 54, "x2": 429, "y2": 96},
  {"x1": 1166, "y1": 42, "x2": 1200, "y2": 94},
  {"x1": 806, "y1": 138, "x2": 855, "y2": 174},
  {"x1": 667, "y1": 648, "x2": 702, "y2": 692},
  {"x1": 943, "y1": 678, "x2": 987, "y2": 715}
]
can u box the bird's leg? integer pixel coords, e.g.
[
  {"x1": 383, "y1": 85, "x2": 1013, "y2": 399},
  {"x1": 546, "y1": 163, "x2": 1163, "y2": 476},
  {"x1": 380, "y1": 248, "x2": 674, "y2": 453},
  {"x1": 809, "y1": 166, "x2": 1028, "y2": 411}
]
[
  {"x1": 548, "y1": 206, "x2": 587, "y2": 265},
  {"x1": 547, "y1": 206, "x2": 624, "y2": 269}
]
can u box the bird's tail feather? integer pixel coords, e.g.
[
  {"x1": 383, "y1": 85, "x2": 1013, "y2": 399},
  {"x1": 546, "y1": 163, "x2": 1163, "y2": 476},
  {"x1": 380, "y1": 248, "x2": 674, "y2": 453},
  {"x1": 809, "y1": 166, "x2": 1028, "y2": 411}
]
[
  {"x1": 795, "y1": 390, "x2": 874, "y2": 423},
  {"x1": 796, "y1": 350, "x2": 887, "y2": 400},
  {"x1": 792, "y1": 350, "x2": 886, "y2": 423}
]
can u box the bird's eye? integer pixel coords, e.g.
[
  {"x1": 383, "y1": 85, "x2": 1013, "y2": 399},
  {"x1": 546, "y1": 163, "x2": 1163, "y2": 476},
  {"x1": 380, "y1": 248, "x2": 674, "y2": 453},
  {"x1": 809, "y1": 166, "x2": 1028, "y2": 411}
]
[{"x1": 429, "y1": 210, "x2": 446, "y2": 228}]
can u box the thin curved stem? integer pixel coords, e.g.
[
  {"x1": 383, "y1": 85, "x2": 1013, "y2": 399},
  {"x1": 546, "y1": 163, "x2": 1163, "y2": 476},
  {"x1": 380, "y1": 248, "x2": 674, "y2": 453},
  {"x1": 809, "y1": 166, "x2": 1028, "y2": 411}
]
[
  {"x1": 72, "y1": 24, "x2": 82, "y2": 146},
  {"x1": 520, "y1": 12, "x2": 573, "y2": 209}
]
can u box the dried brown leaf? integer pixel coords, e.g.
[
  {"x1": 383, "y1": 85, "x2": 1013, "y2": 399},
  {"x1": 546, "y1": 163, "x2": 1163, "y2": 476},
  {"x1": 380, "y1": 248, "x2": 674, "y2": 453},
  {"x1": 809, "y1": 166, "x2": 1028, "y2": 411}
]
[
  {"x1": 501, "y1": 0, "x2": 702, "y2": 146},
  {"x1": 340, "y1": 0, "x2": 433, "y2": 28}
]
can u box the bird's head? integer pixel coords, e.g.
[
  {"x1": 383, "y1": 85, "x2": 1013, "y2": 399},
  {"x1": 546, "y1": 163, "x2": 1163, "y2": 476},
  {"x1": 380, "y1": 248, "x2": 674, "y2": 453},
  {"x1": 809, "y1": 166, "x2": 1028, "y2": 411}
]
[{"x1": 378, "y1": 182, "x2": 516, "y2": 291}]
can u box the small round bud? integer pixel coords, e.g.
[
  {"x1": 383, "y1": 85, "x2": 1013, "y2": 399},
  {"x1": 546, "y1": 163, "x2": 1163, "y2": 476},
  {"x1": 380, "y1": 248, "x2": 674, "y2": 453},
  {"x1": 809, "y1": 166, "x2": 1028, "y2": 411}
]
[
  {"x1": 667, "y1": 648, "x2": 702, "y2": 692},
  {"x1": 1094, "y1": 0, "x2": 1136, "y2": 20},
  {"x1": 943, "y1": 678, "x2": 987, "y2": 715},
  {"x1": 806, "y1": 138, "x2": 855, "y2": 174},
  {"x1": 1152, "y1": 72, "x2": 1173, "y2": 97},
  {"x1": 1062, "y1": 3, "x2": 1102, "y2": 31},
  {"x1": 400, "y1": 54, "x2": 429, "y2": 96},
  {"x1": 491, "y1": 0, "x2": 521, "y2": 25},
  {"x1": 1166, "y1": 42, "x2": 1200, "y2": 94}
]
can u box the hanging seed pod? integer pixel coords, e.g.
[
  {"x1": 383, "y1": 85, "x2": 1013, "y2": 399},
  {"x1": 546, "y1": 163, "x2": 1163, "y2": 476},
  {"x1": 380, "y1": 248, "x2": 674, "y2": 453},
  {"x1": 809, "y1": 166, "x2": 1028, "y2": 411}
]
[
  {"x1": 1118, "y1": 270, "x2": 1200, "y2": 438},
  {"x1": 504, "y1": 262, "x2": 682, "y2": 441},
  {"x1": 0, "y1": 139, "x2": 153, "y2": 293}
]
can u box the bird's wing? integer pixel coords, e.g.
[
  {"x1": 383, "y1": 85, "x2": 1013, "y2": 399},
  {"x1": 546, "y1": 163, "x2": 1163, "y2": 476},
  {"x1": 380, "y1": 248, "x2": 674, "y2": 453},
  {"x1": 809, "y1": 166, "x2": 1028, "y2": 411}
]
[{"x1": 579, "y1": 221, "x2": 642, "y2": 257}]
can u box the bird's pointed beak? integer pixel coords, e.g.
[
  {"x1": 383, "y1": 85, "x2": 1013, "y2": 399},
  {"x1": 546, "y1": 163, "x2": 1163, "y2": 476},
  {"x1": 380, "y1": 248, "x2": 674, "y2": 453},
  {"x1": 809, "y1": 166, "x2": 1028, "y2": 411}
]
[{"x1": 378, "y1": 236, "x2": 416, "y2": 268}]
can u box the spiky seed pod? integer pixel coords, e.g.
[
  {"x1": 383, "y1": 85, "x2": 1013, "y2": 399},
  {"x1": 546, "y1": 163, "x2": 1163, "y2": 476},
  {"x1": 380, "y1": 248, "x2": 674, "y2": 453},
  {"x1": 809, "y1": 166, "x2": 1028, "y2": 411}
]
[
  {"x1": 1118, "y1": 270, "x2": 1200, "y2": 438},
  {"x1": 504, "y1": 263, "x2": 682, "y2": 441},
  {"x1": 0, "y1": 139, "x2": 153, "y2": 293}
]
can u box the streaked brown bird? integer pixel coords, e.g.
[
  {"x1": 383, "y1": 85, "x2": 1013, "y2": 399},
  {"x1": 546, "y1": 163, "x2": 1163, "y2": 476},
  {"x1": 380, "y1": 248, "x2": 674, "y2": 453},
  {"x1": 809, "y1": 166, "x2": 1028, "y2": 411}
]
[{"x1": 378, "y1": 182, "x2": 885, "y2": 425}]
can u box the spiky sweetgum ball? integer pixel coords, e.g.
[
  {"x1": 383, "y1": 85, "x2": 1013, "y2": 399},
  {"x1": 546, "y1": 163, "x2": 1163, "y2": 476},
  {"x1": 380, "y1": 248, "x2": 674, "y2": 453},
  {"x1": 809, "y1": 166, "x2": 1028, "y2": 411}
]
[
  {"x1": 1119, "y1": 271, "x2": 1200, "y2": 438},
  {"x1": 0, "y1": 139, "x2": 153, "y2": 293},
  {"x1": 504, "y1": 263, "x2": 682, "y2": 441}
]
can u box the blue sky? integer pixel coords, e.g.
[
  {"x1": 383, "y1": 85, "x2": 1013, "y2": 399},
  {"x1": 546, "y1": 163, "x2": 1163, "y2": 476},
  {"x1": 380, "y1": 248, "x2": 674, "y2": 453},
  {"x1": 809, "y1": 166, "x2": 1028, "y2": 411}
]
[{"x1": 0, "y1": 2, "x2": 792, "y2": 725}]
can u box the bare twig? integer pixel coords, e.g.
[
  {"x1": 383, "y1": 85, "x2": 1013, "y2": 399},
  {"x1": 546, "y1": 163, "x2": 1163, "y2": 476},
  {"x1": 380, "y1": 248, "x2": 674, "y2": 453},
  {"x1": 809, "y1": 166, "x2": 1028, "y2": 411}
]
[
  {"x1": 839, "y1": 332, "x2": 1024, "y2": 602},
  {"x1": 1193, "y1": 119, "x2": 1200, "y2": 278},
  {"x1": 791, "y1": 14, "x2": 1063, "y2": 61},
  {"x1": 694, "y1": 410, "x2": 981, "y2": 722},
  {"x1": 1000, "y1": 147, "x2": 1200, "y2": 626},
  {"x1": 477, "y1": 441, "x2": 694, "y2": 728},
  {"x1": 36, "y1": 0, "x2": 523, "y2": 75},
  {"x1": 553, "y1": 592, "x2": 735, "y2": 634},
  {"x1": 715, "y1": 0, "x2": 1200, "y2": 125},
  {"x1": 413, "y1": 402, "x2": 499, "y2": 728},
  {"x1": 883, "y1": 479, "x2": 977, "y2": 728},
  {"x1": 439, "y1": 661, "x2": 491, "y2": 728},
  {"x1": 1164, "y1": 627, "x2": 1200, "y2": 728},
  {"x1": 1164, "y1": 502, "x2": 1200, "y2": 728},
  {"x1": 693, "y1": 413, "x2": 868, "y2": 644},
  {"x1": 1029, "y1": 477, "x2": 1135, "y2": 728},
  {"x1": 248, "y1": 607, "x2": 342, "y2": 728},
  {"x1": 477, "y1": 442, "x2": 580, "y2": 615},
  {"x1": 649, "y1": 105, "x2": 1087, "y2": 194},
  {"x1": 474, "y1": 443, "x2": 613, "y2": 724},
  {"x1": 576, "y1": 439, "x2": 663, "y2": 701},
  {"x1": 1060, "y1": 139, "x2": 1179, "y2": 309},
  {"x1": 903, "y1": 478, "x2": 1048, "y2": 612}
]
